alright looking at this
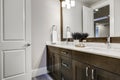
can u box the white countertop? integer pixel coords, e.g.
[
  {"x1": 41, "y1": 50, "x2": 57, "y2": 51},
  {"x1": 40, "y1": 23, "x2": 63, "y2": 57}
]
[{"x1": 46, "y1": 42, "x2": 120, "y2": 59}]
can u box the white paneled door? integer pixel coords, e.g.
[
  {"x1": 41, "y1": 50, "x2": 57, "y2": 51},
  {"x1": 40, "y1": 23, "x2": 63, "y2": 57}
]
[{"x1": 0, "y1": 0, "x2": 31, "y2": 80}]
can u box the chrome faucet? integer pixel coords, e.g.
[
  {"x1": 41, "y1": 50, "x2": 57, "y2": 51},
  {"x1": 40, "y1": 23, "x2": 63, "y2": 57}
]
[{"x1": 106, "y1": 35, "x2": 111, "y2": 49}]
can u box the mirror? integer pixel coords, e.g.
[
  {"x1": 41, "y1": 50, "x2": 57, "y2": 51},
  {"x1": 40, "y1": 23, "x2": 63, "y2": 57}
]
[{"x1": 60, "y1": 0, "x2": 120, "y2": 40}]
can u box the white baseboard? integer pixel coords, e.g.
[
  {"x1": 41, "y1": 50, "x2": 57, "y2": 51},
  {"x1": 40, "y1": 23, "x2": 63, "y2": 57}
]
[{"x1": 32, "y1": 67, "x2": 48, "y2": 77}]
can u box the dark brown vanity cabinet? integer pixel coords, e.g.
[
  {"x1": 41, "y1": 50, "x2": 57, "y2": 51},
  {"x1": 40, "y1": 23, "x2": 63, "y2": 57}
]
[
  {"x1": 73, "y1": 61, "x2": 120, "y2": 80},
  {"x1": 53, "y1": 53, "x2": 60, "y2": 79},
  {"x1": 60, "y1": 50, "x2": 73, "y2": 80},
  {"x1": 47, "y1": 46, "x2": 120, "y2": 80},
  {"x1": 47, "y1": 46, "x2": 61, "y2": 80},
  {"x1": 47, "y1": 46, "x2": 73, "y2": 80},
  {"x1": 72, "y1": 51, "x2": 120, "y2": 80},
  {"x1": 94, "y1": 67, "x2": 120, "y2": 80}
]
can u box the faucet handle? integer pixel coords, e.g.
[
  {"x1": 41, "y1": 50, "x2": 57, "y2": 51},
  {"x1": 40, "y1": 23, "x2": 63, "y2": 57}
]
[
  {"x1": 107, "y1": 36, "x2": 110, "y2": 43},
  {"x1": 106, "y1": 36, "x2": 111, "y2": 49}
]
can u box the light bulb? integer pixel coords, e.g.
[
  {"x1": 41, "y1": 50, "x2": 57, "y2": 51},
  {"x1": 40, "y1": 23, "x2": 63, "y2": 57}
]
[
  {"x1": 95, "y1": 8, "x2": 99, "y2": 12},
  {"x1": 71, "y1": 0, "x2": 75, "y2": 7},
  {"x1": 62, "y1": 1, "x2": 66, "y2": 7},
  {"x1": 67, "y1": 3, "x2": 71, "y2": 9}
]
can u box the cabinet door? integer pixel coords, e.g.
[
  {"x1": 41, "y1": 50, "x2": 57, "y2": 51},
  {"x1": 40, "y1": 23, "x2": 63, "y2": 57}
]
[
  {"x1": 60, "y1": 56, "x2": 72, "y2": 80},
  {"x1": 94, "y1": 68, "x2": 120, "y2": 80},
  {"x1": 52, "y1": 53, "x2": 60, "y2": 79},
  {"x1": 73, "y1": 60, "x2": 90, "y2": 80},
  {"x1": 47, "y1": 51, "x2": 53, "y2": 72}
]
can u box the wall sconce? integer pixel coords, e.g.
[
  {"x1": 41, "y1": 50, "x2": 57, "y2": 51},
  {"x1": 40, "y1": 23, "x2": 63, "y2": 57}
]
[{"x1": 62, "y1": 0, "x2": 75, "y2": 9}]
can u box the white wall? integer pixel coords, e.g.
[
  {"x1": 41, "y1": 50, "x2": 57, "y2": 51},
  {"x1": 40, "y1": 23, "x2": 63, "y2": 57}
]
[{"x1": 31, "y1": 0, "x2": 60, "y2": 77}]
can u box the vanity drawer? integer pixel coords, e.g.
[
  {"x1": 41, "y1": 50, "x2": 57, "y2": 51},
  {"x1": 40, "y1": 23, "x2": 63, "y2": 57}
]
[
  {"x1": 47, "y1": 46, "x2": 60, "y2": 54},
  {"x1": 60, "y1": 56, "x2": 72, "y2": 80},
  {"x1": 60, "y1": 48, "x2": 72, "y2": 58},
  {"x1": 61, "y1": 56, "x2": 72, "y2": 70}
]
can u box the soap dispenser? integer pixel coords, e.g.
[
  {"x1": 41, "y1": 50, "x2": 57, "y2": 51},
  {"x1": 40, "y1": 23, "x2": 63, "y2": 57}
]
[
  {"x1": 51, "y1": 25, "x2": 58, "y2": 44},
  {"x1": 66, "y1": 26, "x2": 72, "y2": 39}
]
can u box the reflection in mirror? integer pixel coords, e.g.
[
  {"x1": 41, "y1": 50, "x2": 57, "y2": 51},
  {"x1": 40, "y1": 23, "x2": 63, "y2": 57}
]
[
  {"x1": 62, "y1": 0, "x2": 83, "y2": 38},
  {"x1": 66, "y1": 26, "x2": 72, "y2": 38},
  {"x1": 61, "y1": 0, "x2": 117, "y2": 40},
  {"x1": 94, "y1": 5, "x2": 110, "y2": 37}
]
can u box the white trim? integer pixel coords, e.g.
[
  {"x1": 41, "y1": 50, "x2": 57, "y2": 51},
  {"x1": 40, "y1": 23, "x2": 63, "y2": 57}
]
[
  {"x1": 32, "y1": 67, "x2": 48, "y2": 78},
  {"x1": 109, "y1": 0, "x2": 114, "y2": 37},
  {"x1": 90, "y1": 0, "x2": 110, "y2": 9}
]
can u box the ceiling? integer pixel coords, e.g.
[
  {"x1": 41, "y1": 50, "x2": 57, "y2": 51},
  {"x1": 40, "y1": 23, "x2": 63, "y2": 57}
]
[{"x1": 79, "y1": 0, "x2": 103, "y2": 5}]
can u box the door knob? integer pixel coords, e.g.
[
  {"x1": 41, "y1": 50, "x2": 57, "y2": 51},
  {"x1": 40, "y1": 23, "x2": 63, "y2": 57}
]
[
  {"x1": 25, "y1": 43, "x2": 31, "y2": 47},
  {"x1": 27, "y1": 43, "x2": 31, "y2": 46}
]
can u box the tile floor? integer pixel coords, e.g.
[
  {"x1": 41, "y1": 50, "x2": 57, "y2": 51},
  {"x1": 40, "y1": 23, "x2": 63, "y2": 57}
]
[{"x1": 32, "y1": 74, "x2": 53, "y2": 80}]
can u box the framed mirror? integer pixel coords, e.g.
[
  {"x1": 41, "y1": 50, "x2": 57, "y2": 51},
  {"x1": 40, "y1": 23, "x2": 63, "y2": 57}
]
[{"x1": 60, "y1": 0, "x2": 120, "y2": 41}]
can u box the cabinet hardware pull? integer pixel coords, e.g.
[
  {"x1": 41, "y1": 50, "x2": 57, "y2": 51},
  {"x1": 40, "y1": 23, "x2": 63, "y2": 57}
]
[
  {"x1": 86, "y1": 67, "x2": 89, "y2": 77},
  {"x1": 62, "y1": 77, "x2": 64, "y2": 80},
  {"x1": 62, "y1": 63, "x2": 69, "y2": 69},
  {"x1": 61, "y1": 51, "x2": 67, "y2": 55},
  {"x1": 92, "y1": 69, "x2": 94, "y2": 80},
  {"x1": 61, "y1": 75, "x2": 65, "y2": 80}
]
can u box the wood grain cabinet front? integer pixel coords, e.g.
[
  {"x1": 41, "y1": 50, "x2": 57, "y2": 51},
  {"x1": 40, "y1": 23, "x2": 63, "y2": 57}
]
[
  {"x1": 72, "y1": 60, "x2": 90, "y2": 80},
  {"x1": 47, "y1": 46, "x2": 61, "y2": 80},
  {"x1": 60, "y1": 56, "x2": 72, "y2": 80},
  {"x1": 72, "y1": 51, "x2": 120, "y2": 80},
  {"x1": 92, "y1": 67, "x2": 120, "y2": 80},
  {"x1": 60, "y1": 48, "x2": 72, "y2": 58},
  {"x1": 72, "y1": 60, "x2": 120, "y2": 80},
  {"x1": 47, "y1": 46, "x2": 120, "y2": 80}
]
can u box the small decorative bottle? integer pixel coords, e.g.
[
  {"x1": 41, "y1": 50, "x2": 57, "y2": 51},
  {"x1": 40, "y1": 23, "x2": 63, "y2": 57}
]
[{"x1": 51, "y1": 25, "x2": 58, "y2": 44}]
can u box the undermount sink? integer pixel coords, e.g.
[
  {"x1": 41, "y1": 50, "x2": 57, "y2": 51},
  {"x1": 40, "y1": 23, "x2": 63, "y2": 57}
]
[{"x1": 85, "y1": 47, "x2": 120, "y2": 52}]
